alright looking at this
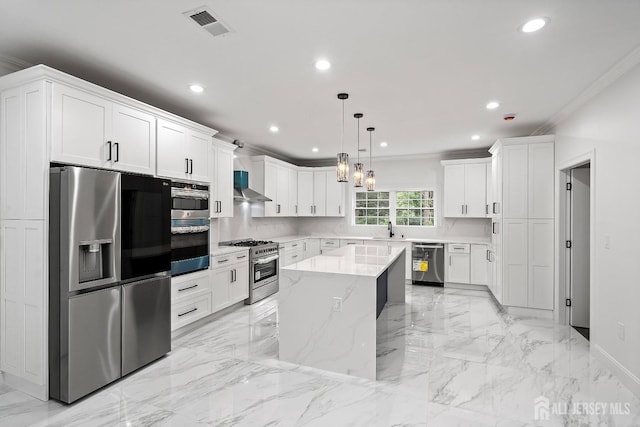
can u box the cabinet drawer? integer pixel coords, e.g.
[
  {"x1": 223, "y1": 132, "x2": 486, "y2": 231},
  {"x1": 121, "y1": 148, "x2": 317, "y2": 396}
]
[
  {"x1": 284, "y1": 240, "x2": 304, "y2": 251},
  {"x1": 284, "y1": 250, "x2": 304, "y2": 266},
  {"x1": 447, "y1": 243, "x2": 470, "y2": 254},
  {"x1": 171, "y1": 270, "x2": 210, "y2": 301},
  {"x1": 340, "y1": 239, "x2": 364, "y2": 247},
  {"x1": 320, "y1": 238, "x2": 339, "y2": 248},
  {"x1": 211, "y1": 251, "x2": 248, "y2": 267},
  {"x1": 171, "y1": 293, "x2": 211, "y2": 331}
]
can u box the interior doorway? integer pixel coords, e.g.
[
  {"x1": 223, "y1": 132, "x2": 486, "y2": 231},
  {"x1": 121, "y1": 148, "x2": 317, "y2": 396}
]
[{"x1": 567, "y1": 163, "x2": 591, "y2": 340}]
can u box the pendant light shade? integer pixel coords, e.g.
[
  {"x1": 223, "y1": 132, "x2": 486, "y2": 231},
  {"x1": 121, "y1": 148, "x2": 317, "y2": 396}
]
[
  {"x1": 336, "y1": 93, "x2": 349, "y2": 182},
  {"x1": 366, "y1": 127, "x2": 376, "y2": 191},
  {"x1": 353, "y1": 113, "x2": 364, "y2": 187}
]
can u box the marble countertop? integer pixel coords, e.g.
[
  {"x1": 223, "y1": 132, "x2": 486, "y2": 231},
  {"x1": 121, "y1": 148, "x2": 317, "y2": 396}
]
[
  {"x1": 268, "y1": 234, "x2": 490, "y2": 245},
  {"x1": 211, "y1": 246, "x2": 250, "y2": 257},
  {"x1": 281, "y1": 244, "x2": 405, "y2": 277}
]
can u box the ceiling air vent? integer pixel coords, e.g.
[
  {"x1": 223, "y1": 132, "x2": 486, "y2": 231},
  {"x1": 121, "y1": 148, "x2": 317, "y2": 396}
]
[{"x1": 184, "y1": 7, "x2": 232, "y2": 38}]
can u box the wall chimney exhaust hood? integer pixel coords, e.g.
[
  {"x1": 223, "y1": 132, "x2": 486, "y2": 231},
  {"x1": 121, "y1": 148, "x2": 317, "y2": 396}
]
[{"x1": 234, "y1": 171, "x2": 271, "y2": 202}]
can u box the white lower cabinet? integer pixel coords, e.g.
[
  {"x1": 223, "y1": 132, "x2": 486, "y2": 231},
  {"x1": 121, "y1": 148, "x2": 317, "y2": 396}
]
[
  {"x1": 446, "y1": 243, "x2": 489, "y2": 286},
  {"x1": 281, "y1": 240, "x2": 305, "y2": 267},
  {"x1": 320, "y1": 238, "x2": 340, "y2": 254},
  {"x1": 304, "y1": 238, "x2": 321, "y2": 258},
  {"x1": 211, "y1": 251, "x2": 249, "y2": 312},
  {"x1": 503, "y1": 219, "x2": 528, "y2": 307},
  {"x1": 470, "y1": 244, "x2": 488, "y2": 285},
  {"x1": 170, "y1": 270, "x2": 212, "y2": 331}
]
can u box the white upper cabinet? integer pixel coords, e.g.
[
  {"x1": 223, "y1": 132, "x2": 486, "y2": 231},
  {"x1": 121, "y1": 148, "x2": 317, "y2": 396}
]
[
  {"x1": 502, "y1": 144, "x2": 528, "y2": 219},
  {"x1": 297, "y1": 169, "x2": 314, "y2": 216},
  {"x1": 210, "y1": 140, "x2": 235, "y2": 218},
  {"x1": 156, "y1": 118, "x2": 211, "y2": 182},
  {"x1": 252, "y1": 156, "x2": 296, "y2": 217},
  {"x1": 441, "y1": 159, "x2": 489, "y2": 218},
  {"x1": 325, "y1": 171, "x2": 346, "y2": 217},
  {"x1": 288, "y1": 168, "x2": 298, "y2": 216},
  {"x1": 528, "y1": 143, "x2": 555, "y2": 219},
  {"x1": 51, "y1": 83, "x2": 156, "y2": 175},
  {"x1": 313, "y1": 170, "x2": 327, "y2": 216},
  {"x1": 51, "y1": 83, "x2": 111, "y2": 169}
]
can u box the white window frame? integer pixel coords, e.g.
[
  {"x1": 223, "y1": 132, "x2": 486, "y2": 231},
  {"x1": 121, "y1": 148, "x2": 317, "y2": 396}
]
[{"x1": 352, "y1": 188, "x2": 437, "y2": 227}]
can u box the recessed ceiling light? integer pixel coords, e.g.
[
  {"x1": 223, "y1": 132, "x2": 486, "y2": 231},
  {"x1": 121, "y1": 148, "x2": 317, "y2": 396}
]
[
  {"x1": 486, "y1": 101, "x2": 500, "y2": 110},
  {"x1": 315, "y1": 59, "x2": 331, "y2": 71},
  {"x1": 380, "y1": 142, "x2": 388, "y2": 147},
  {"x1": 471, "y1": 135, "x2": 480, "y2": 141},
  {"x1": 233, "y1": 154, "x2": 237, "y2": 159},
  {"x1": 269, "y1": 125, "x2": 279, "y2": 133},
  {"x1": 521, "y1": 17, "x2": 548, "y2": 33},
  {"x1": 189, "y1": 84, "x2": 204, "y2": 93},
  {"x1": 312, "y1": 147, "x2": 319, "y2": 153}
]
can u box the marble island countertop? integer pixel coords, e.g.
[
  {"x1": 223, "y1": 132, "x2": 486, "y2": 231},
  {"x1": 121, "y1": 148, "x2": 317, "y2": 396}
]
[
  {"x1": 281, "y1": 244, "x2": 405, "y2": 278},
  {"x1": 210, "y1": 246, "x2": 250, "y2": 257},
  {"x1": 269, "y1": 234, "x2": 490, "y2": 245}
]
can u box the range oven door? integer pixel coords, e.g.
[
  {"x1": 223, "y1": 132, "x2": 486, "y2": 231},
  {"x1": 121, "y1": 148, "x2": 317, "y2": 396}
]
[
  {"x1": 252, "y1": 254, "x2": 279, "y2": 288},
  {"x1": 171, "y1": 218, "x2": 210, "y2": 276},
  {"x1": 121, "y1": 174, "x2": 171, "y2": 281}
]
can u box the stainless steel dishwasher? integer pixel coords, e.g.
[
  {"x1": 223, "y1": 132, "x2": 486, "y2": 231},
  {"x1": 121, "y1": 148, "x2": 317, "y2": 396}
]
[{"x1": 411, "y1": 243, "x2": 445, "y2": 286}]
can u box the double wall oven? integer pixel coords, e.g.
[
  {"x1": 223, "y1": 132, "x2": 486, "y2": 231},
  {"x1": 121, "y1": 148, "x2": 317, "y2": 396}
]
[{"x1": 170, "y1": 181, "x2": 210, "y2": 276}]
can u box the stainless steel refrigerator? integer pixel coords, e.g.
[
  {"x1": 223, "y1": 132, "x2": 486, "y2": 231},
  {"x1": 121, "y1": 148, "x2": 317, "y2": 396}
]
[{"x1": 49, "y1": 166, "x2": 171, "y2": 404}]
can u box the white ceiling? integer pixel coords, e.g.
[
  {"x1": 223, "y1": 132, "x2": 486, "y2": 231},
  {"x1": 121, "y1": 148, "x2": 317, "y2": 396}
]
[{"x1": 2, "y1": 1, "x2": 640, "y2": 162}]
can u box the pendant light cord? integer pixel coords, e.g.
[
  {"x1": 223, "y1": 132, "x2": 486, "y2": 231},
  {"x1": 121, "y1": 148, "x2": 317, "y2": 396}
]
[
  {"x1": 369, "y1": 129, "x2": 372, "y2": 168},
  {"x1": 357, "y1": 116, "x2": 360, "y2": 163},
  {"x1": 341, "y1": 99, "x2": 345, "y2": 152}
]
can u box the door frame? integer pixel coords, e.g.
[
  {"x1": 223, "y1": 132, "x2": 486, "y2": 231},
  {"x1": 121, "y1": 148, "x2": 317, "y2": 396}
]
[{"x1": 556, "y1": 149, "x2": 596, "y2": 330}]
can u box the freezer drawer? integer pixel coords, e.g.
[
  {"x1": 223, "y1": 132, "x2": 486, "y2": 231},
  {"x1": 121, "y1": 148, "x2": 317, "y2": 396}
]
[
  {"x1": 63, "y1": 287, "x2": 121, "y2": 403},
  {"x1": 122, "y1": 276, "x2": 171, "y2": 376}
]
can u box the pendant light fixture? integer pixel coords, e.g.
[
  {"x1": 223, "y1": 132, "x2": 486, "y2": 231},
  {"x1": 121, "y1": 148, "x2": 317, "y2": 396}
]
[
  {"x1": 336, "y1": 93, "x2": 349, "y2": 182},
  {"x1": 353, "y1": 113, "x2": 364, "y2": 187},
  {"x1": 366, "y1": 127, "x2": 376, "y2": 191}
]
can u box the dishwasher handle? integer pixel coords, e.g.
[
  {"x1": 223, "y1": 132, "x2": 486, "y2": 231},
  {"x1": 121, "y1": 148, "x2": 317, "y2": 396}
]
[{"x1": 413, "y1": 244, "x2": 444, "y2": 249}]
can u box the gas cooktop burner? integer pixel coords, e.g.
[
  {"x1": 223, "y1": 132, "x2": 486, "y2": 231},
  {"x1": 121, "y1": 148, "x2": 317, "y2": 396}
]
[{"x1": 231, "y1": 240, "x2": 274, "y2": 247}]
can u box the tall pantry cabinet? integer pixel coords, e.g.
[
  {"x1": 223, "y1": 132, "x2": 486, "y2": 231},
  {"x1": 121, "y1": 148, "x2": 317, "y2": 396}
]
[{"x1": 489, "y1": 135, "x2": 555, "y2": 311}]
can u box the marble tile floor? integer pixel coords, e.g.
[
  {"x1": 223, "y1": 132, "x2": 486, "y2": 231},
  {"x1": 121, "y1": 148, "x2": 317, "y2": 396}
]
[{"x1": 1, "y1": 285, "x2": 639, "y2": 426}]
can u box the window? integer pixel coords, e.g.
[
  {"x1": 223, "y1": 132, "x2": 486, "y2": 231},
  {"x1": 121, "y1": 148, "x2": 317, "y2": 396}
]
[{"x1": 354, "y1": 190, "x2": 435, "y2": 227}]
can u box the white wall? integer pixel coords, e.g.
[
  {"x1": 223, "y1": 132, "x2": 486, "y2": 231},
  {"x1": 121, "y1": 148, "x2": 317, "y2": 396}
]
[
  {"x1": 297, "y1": 155, "x2": 491, "y2": 239},
  {"x1": 554, "y1": 61, "x2": 640, "y2": 395}
]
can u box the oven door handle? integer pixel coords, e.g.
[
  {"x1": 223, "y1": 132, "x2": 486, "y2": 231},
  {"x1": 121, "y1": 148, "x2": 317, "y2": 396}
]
[{"x1": 252, "y1": 255, "x2": 279, "y2": 265}]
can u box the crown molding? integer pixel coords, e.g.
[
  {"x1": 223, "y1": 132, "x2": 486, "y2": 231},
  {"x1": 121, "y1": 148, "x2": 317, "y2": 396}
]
[
  {"x1": 532, "y1": 43, "x2": 640, "y2": 135},
  {"x1": 0, "y1": 54, "x2": 32, "y2": 75}
]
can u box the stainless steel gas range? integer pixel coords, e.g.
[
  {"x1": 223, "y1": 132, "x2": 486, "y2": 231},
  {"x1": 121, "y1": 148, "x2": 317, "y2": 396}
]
[{"x1": 220, "y1": 239, "x2": 279, "y2": 304}]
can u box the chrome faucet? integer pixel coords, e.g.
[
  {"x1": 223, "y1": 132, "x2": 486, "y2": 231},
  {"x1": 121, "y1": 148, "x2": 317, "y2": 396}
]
[{"x1": 388, "y1": 221, "x2": 394, "y2": 238}]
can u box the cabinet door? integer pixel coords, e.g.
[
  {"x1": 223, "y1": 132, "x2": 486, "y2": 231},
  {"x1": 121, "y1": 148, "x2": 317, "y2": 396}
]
[
  {"x1": 313, "y1": 171, "x2": 327, "y2": 216},
  {"x1": 486, "y1": 248, "x2": 495, "y2": 295},
  {"x1": 464, "y1": 163, "x2": 487, "y2": 217},
  {"x1": 230, "y1": 263, "x2": 249, "y2": 302},
  {"x1": 277, "y1": 166, "x2": 290, "y2": 216},
  {"x1": 1, "y1": 82, "x2": 47, "y2": 220},
  {"x1": 485, "y1": 162, "x2": 492, "y2": 218},
  {"x1": 470, "y1": 244, "x2": 488, "y2": 285},
  {"x1": 297, "y1": 171, "x2": 314, "y2": 216},
  {"x1": 188, "y1": 131, "x2": 211, "y2": 183},
  {"x1": 214, "y1": 148, "x2": 234, "y2": 218},
  {"x1": 211, "y1": 268, "x2": 231, "y2": 311},
  {"x1": 447, "y1": 253, "x2": 470, "y2": 284},
  {"x1": 111, "y1": 104, "x2": 155, "y2": 175},
  {"x1": 263, "y1": 162, "x2": 278, "y2": 217},
  {"x1": 325, "y1": 171, "x2": 345, "y2": 216},
  {"x1": 0, "y1": 220, "x2": 45, "y2": 385},
  {"x1": 156, "y1": 119, "x2": 189, "y2": 180},
  {"x1": 443, "y1": 164, "x2": 465, "y2": 217},
  {"x1": 492, "y1": 220, "x2": 503, "y2": 304},
  {"x1": 304, "y1": 238, "x2": 321, "y2": 258},
  {"x1": 528, "y1": 219, "x2": 554, "y2": 309},
  {"x1": 491, "y1": 149, "x2": 502, "y2": 216},
  {"x1": 528, "y1": 143, "x2": 554, "y2": 219},
  {"x1": 288, "y1": 168, "x2": 298, "y2": 216},
  {"x1": 503, "y1": 145, "x2": 528, "y2": 219},
  {"x1": 51, "y1": 83, "x2": 111, "y2": 168},
  {"x1": 502, "y1": 219, "x2": 528, "y2": 307}
]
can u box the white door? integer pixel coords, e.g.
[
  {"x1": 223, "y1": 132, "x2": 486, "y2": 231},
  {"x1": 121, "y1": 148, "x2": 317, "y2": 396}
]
[
  {"x1": 156, "y1": 119, "x2": 188, "y2": 180},
  {"x1": 470, "y1": 244, "x2": 488, "y2": 285},
  {"x1": 230, "y1": 263, "x2": 249, "y2": 302},
  {"x1": 288, "y1": 168, "x2": 298, "y2": 216},
  {"x1": 485, "y1": 162, "x2": 492, "y2": 218},
  {"x1": 214, "y1": 148, "x2": 234, "y2": 218},
  {"x1": 443, "y1": 164, "x2": 465, "y2": 217},
  {"x1": 51, "y1": 83, "x2": 111, "y2": 168},
  {"x1": 188, "y1": 131, "x2": 211, "y2": 183},
  {"x1": 325, "y1": 172, "x2": 344, "y2": 216},
  {"x1": 502, "y1": 219, "x2": 528, "y2": 307},
  {"x1": 264, "y1": 163, "x2": 278, "y2": 216},
  {"x1": 313, "y1": 171, "x2": 327, "y2": 216},
  {"x1": 297, "y1": 170, "x2": 314, "y2": 216},
  {"x1": 528, "y1": 143, "x2": 555, "y2": 219},
  {"x1": 211, "y1": 268, "x2": 231, "y2": 311},
  {"x1": 111, "y1": 104, "x2": 155, "y2": 175},
  {"x1": 464, "y1": 163, "x2": 487, "y2": 217},
  {"x1": 528, "y1": 219, "x2": 554, "y2": 310},
  {"x1": 448, "y1": 253, "x2": 470, "y2": 284},
  {"x1": 502, "y1": 145, "x2": 528, "y2": 219},
  {"x1": 277, "y1": 166, "x2": 290, "y2": 216},
  {"x1": 570, "y1": 167, "x2": 590, "y2": 328}
]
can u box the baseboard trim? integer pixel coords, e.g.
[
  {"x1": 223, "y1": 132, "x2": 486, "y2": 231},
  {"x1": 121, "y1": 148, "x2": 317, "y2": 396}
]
[
  {"x1": 592, "y1": 343, "x2": 640, "y2": 399},
  {"x1": 0, "y1": 371, "x2": 48, "y2": 401},
  {"x1": 444, "y1": 282, "x2": 488, "y2": 291},
  {"x1": 504, "y1": 305, "x2": 554, "y2": 319}
]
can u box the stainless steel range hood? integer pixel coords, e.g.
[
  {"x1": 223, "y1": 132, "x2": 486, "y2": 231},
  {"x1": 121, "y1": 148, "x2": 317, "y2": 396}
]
[{"x1": 234, "y1": 170, "x2": 272, "y2": 202}]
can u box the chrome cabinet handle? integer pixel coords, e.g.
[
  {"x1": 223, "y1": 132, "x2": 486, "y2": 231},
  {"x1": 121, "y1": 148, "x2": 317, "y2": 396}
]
[
  {"x1": 303, "y1": 242, "x2": 307, "y2": 251},
  {"x1": 292, "y1": 243, "x2": 298, "y2": 247},
  {"x1": 236, "y1": 255, "x2": 247, "y2": 259},
  {"x1": 185, "y1": 158, "x2": 189, "y2": 174},
  {"x1": 114, "y1": 142, "x2": 119, "y2": 162},
  {"x1": 339, "y1": 205, "x2": 341, "y2": 214},
  {"x1": 486, "y1": 204, "x2": 489, "y2": 215},
  {"x1": 107, "y1": 141, "x2": 112, "y2": 161},
  {"x1": 218, "y1": 259, "x2": 229, "y2": 263},
  {"x1": 449, "y1": 255, "x2": 452, "y2": 266},
  {"x1": 277, "y1": 204, "x2": 281, "y2": 214},
  {"x1": 178, "y1": 307, "x2": 197, "y2": 317},
  {"x1": 295, "y1": 205, "x2": 298, "y2": 214},
  {"x1": 486, "y1": 250, "x2": 490, "y2": 261},
  {"x1": 178, "y1": 284, "x2": 198, "y2": 292},
  {"x1": 189, "y1": 159, "x2": 193, "y2": 175}
]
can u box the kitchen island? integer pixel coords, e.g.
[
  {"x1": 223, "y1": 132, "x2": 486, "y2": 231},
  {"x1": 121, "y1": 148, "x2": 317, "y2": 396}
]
[{"x1": 279, "y1": 245, "x2": 406, "y2": 380}]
